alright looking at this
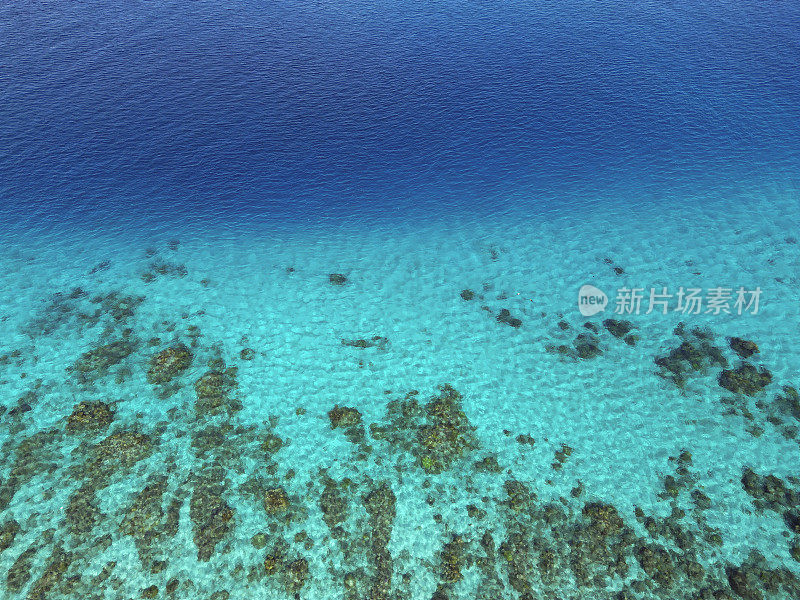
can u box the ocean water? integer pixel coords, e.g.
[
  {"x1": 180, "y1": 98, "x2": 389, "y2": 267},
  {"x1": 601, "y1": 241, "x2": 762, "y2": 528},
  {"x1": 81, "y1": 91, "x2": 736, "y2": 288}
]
[{"x1": 2, "y1": 1, "x2": 800, "y2": 599}]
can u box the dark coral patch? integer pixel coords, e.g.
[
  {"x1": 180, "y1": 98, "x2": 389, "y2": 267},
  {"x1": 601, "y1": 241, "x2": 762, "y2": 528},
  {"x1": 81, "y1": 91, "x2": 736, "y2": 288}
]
[
  {"x1": 190, "y1": 469, "x2": 234, "y2": 561},
  {"x1": 719, "y1": 363, "x2": 772, "y2": 396},
  {"x1": 82, "y1": 431, "x2": 154, "y2": 483},
  {"x1": 496, "y1": 309, "x2": 522, "y2": 328},
  {"x1": 194, "y1": 367, "x2": 240, "y2": 416},
  {"x1": 147, "y1": 344, "x2": 193, "y2": 384},
  {"x1": 0, "y1": 520, "x2": 19, "y2": 553},
  {"x1": 73, "y1": 340, "x2": 136, "y2": 380},
  {"x1": 328, "y1": 406, "x2": 362, "y2": 429},
  {"x1": 730, "y1": 337, "x2": 759, "y2": 359},
  {"x1": 573, "y1": 334, "x2": 602, "y2": 359},
  {"x1": 603, "y1": 318, "x2": 634, "y2": 339},
  {"x1": 655, "y1": 324, "x2": 728, "y2": 387},
  {"x1": 264, "y1": 487, "x2": 291, "y2": 514},
  {"x1": 341, "y1": 336, "x2": 388, "y2": 349},
  {"x1": 66, "y1": 401, "x2": 114, "y2": 433}
]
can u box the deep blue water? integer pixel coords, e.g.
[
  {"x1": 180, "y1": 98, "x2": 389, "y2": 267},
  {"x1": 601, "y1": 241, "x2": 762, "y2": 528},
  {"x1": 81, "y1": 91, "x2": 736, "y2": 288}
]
[{"x1": 1, "y1": 0, "x2": 799, "y2": 230}]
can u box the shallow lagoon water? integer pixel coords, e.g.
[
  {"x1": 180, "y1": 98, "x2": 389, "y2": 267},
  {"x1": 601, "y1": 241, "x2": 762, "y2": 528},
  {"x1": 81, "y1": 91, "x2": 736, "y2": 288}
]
[{"x1": 2, "y1": 1, "x2": 800, "y2": 599}]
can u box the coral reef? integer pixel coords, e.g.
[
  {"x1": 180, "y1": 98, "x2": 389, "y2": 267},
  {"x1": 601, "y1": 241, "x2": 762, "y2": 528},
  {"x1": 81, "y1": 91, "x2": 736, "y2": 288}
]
[
  {"x1": 194, "y1": 366, "x2": 240, "y2": 416},
  {"x1": 496, "y1": 308, "x2": 522, "y2": 328},
  {"x1": 147, "y1": 344, "x2": 193, "y2": 384},
  {"x1": 341, "y1": 336, "x2": 388, "y2": 349},
  {"x1": 73, "y1": 339, "x2": 137, "y2": 381},
  {"x1": 189, "y1": 466, "x2": 234, "y2": 561},
  {"x1": 655, "y1": 324, "x2": 727, "y2": 387},
  {"x1": 66, "y1": 401, "x2": 114, "y2": 433},
  {"x1": 370, "y1": 385, "x2": 478, "y2": 474},
  {"x1": 730, "y1": 337, "x2": 760, "y2": 359},
  {"x1": 719, "y1": 363, "x2": 773, "y2": 396}
]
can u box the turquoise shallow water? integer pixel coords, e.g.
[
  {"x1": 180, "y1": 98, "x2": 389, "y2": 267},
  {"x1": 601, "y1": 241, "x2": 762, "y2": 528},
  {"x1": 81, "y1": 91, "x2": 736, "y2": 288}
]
[{"x1": 1, "y1": 179, "x2": 800, "y2": 599}]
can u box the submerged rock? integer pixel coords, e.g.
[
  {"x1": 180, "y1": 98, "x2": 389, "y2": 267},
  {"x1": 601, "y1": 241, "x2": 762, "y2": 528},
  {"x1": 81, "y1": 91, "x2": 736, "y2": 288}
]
[
  {"x1": 283, "y1": 558, "x2": 309, "y2": 594},
  {"x1": 329, "y1": 405, "x2": 366, "y2": 446},
  {"x1": 739, "y1": 467, "x2": 799, "y2": 510},
  {"x1": 264, "y1": 487, "x2": 291, "y2": 514},
  {"x1": 574, "y1": 334, "x2": 602, "y2": 359},
  {"x1": 119, "y1": 477, "x2": 170, "y2": 559},
  {"x1": 498, "y1": 530, "x2": 533, "y2": 595},
  {"x1": 260, "y1": 432, "x2": 284, "y2": 456},
  {"x1": 0, "y1": 520, "x2": 20, "y2": 553},
  {"x1": 84, "y1": 431, "x2": 154, "y2": 482},
  {"x1": 362, "y1": 482, "x2": 396, "y2": 599},
  {"x1": 417, "y1": 385, "x2": 479, "y2": 473},
  {"x1": 582, "y1": 502, "x2": 625, "y2": 537},
  {"x1": 143, "y1": 261, "x2": 188, "y2": 282},
  {"x1": 773, "y1": 386, "x2": 800, "y2": 420},
  {"x1": 496, "y1": 309, "x2": 522, "y2": 328},
  {"x1": 341, "y1": 336, "x2": 388, "y2": 349},
  {"x1": 634, "y1": 542, "x2": 674, "y2": 587},
  {"x1": 147, "y1": 344, "x2": 193, "y2": 384},
  {"x1": 719, "y1": 363, "x2": 772, "y2": 396},
  {"x1": 99, "y1": 293, "x2": 145, "y2": 323},
  {"x1": 790, "y1": 541, "x2": 800, "y2": 562},
  {"x1": 6, "y1": 545, "x2": 36, "y2": 591},
  {"x1": 28, "y1": 546, "x2": 74, "y2": 599},
  {"x1": 730, "y1": 337, "x2": 760, "y2": 359},
  {"x1": 194, "y1": 368, "x2": 239, "y2": 416},
  {"x1": 127, "y1": 490, "x2": 181, "y2": 567},
  {"x1": 190, "y1": 473, "x2": 234, "y2": 561},
  {"x1": 328, "y1": 406, "x2": 362, "y2": 429},
  {"x1": 319, "y1": 479, "x2": 348, "y2": 531},
  {"x1": 0, "y1": 430, "x2": 62, "y2": 512},
  {"x1": 372, "y1": 385, "x2": 478, "y2": 474},
  {"x1": 74, "y1": 340, "x2": 136, "y2": 378},
  {"x1": 439, "y1": 535, "x2": 467, "y2": 583},
  {"x1": 66, "y1": 401, "x2": 114, "y2": 433},
  {"x1": 65, "y1": 484, "x2": 103, "y2": 536},
  {"x1": 473, "y1": 455, "x2": 503, "y2": 473},
  {"x1": 603, "y1": 319, "x2": 634, "y2": 339},
  {"x1": 655, "y1": 325, "x2": 728, "y2": 387},
  {"x1": 552, "y1": 443, "x2": 573, "y2": 470},
  {"x1": 726, "y1": 565, "x2": 763, "y2": 600},
  {"x1": 546, "y1": 326, "x2": 606, "y2": 360}
]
